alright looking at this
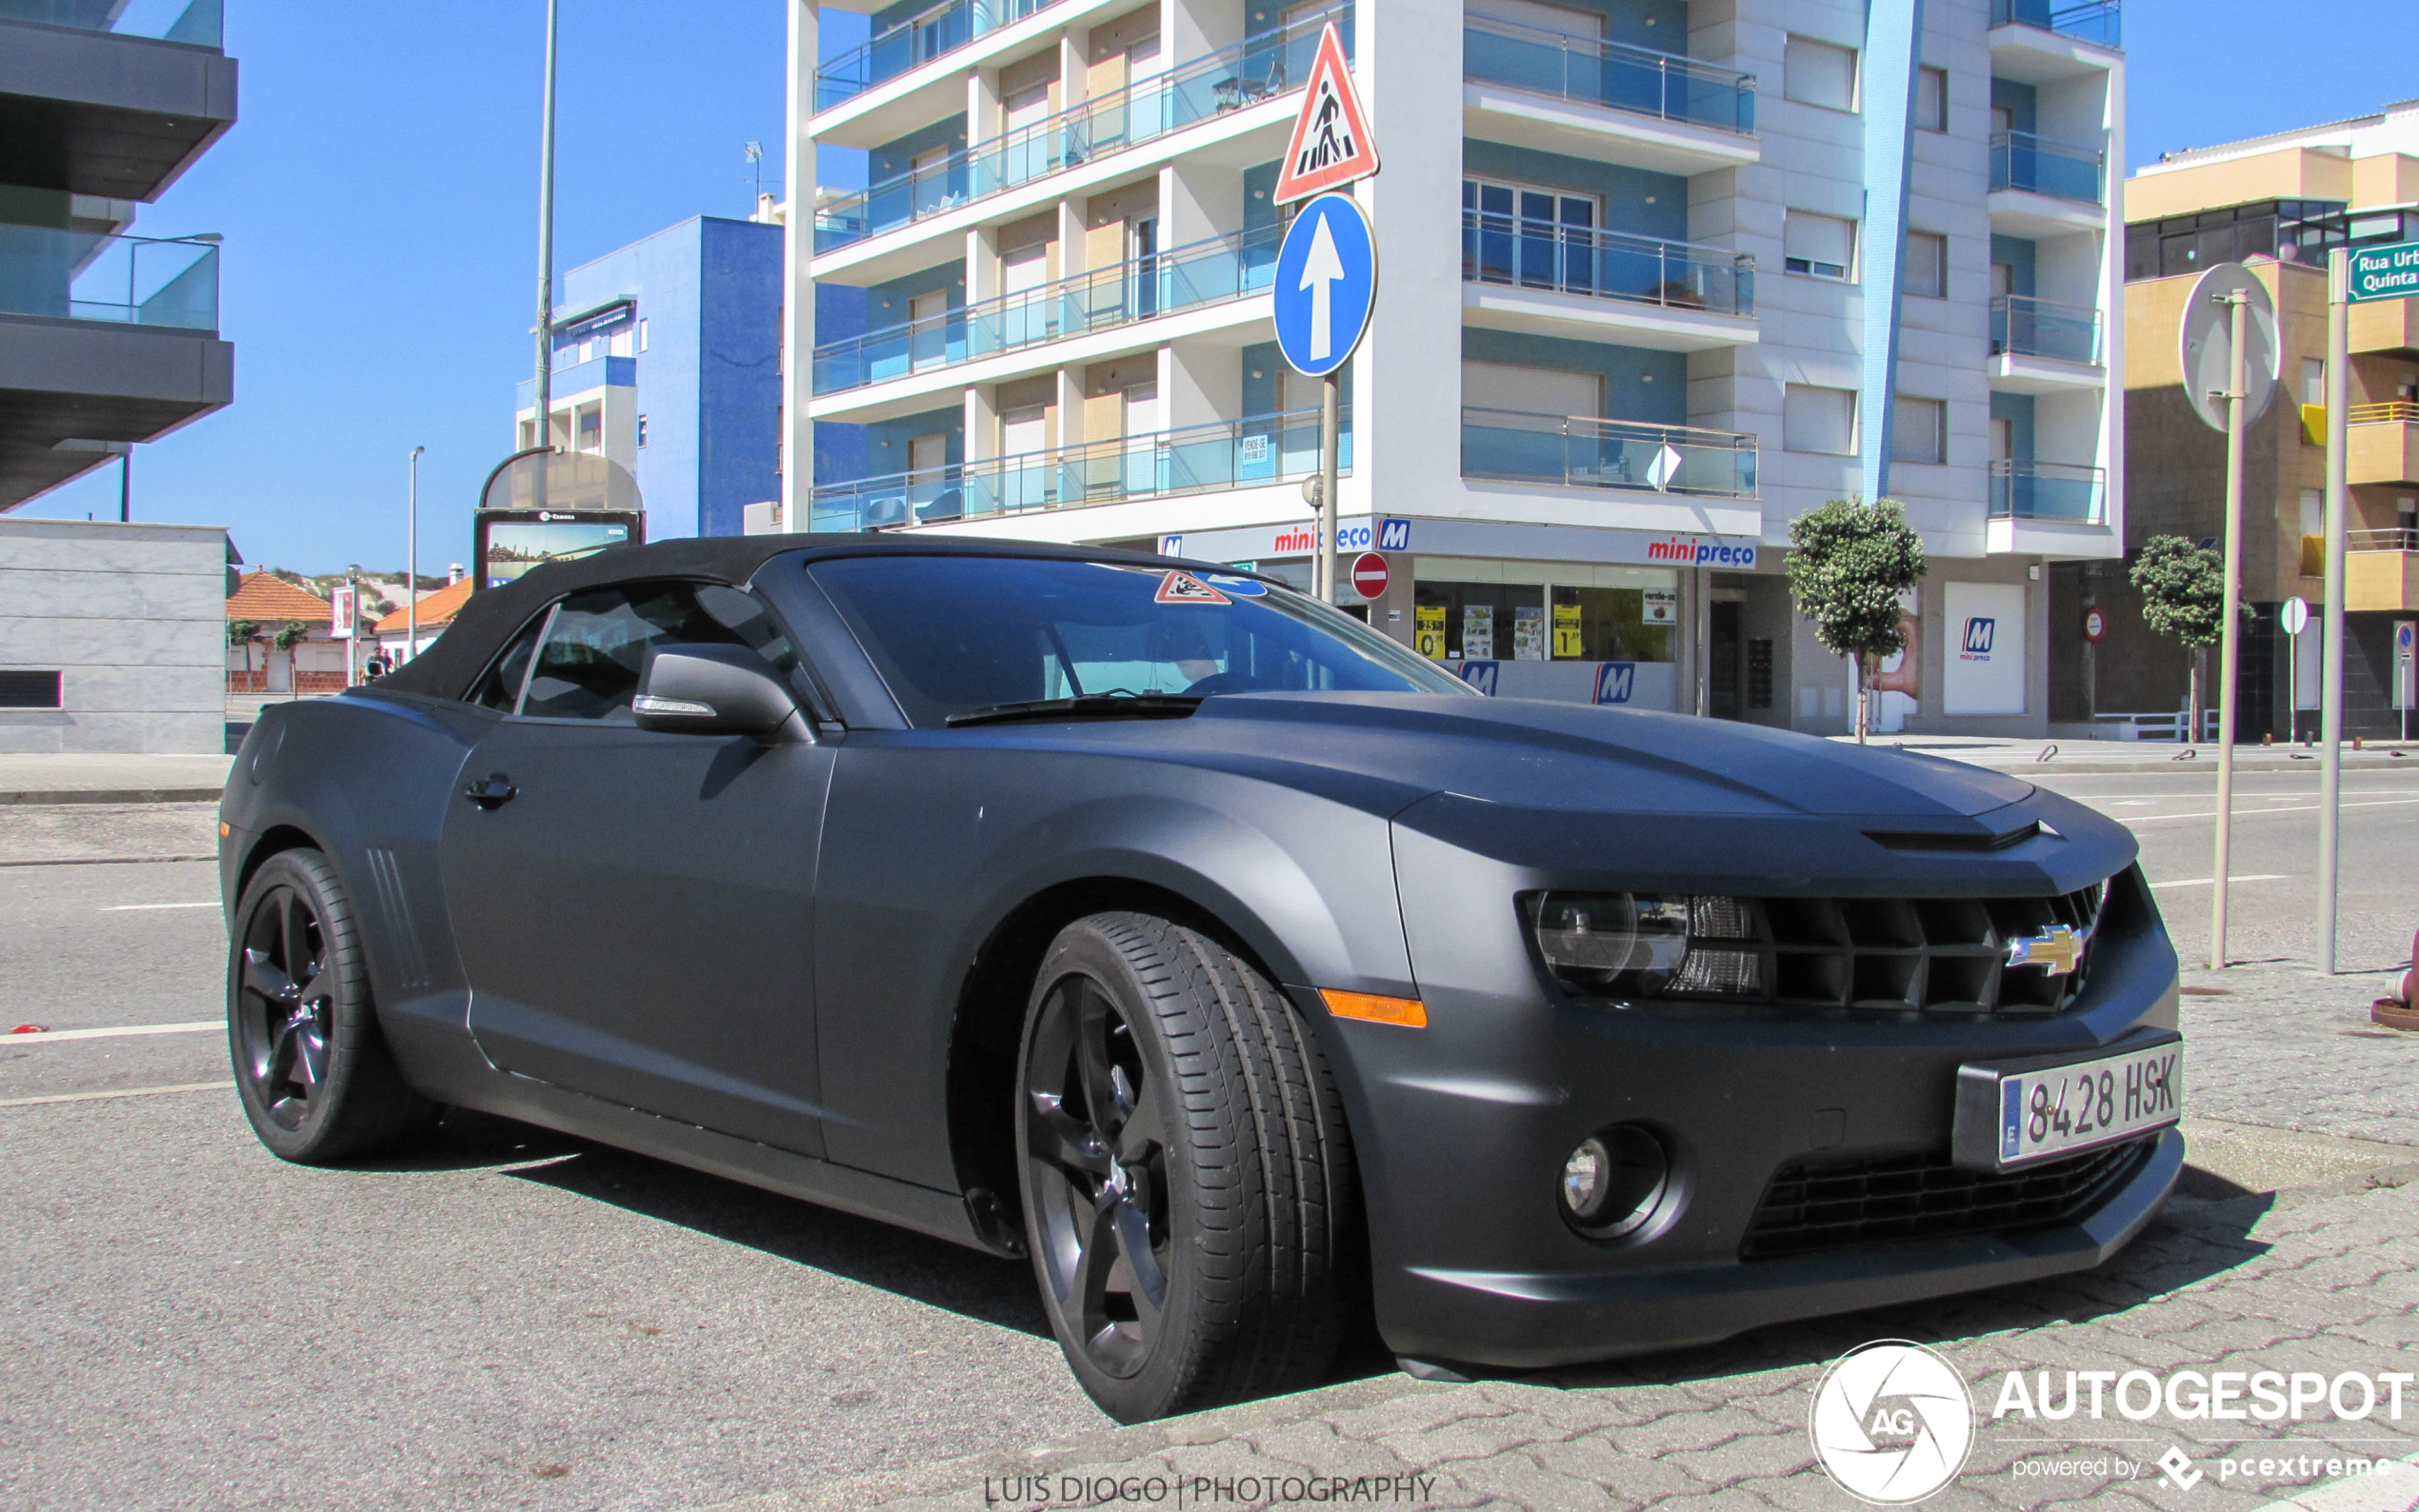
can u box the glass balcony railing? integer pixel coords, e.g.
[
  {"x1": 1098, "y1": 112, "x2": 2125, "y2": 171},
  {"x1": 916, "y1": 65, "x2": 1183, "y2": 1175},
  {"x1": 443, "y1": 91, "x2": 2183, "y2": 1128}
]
[
  {"x1": 1990, "y1": 130, "x2": 2105, "y2": 205},
  {"x1": 815, "y1": 0, "x2": 1053, "y2": 112},
  {"x1": 1989, "y1": 460, "x2": 2106, "y2": 523},
  {"x1": 0, "y1": 225, "x2": 218, "y2": 329},
  {"x1": 814, "y1": 225, "x2": 1282, "y2": 396},
  {"x1": 1463, "y1": 15, "x2": 1754, "y2": 134},
  {"x1": 1989, "y1": 0, "x2": 2120, "y2": 48},
  {"x1": 1990, "y1": 293, "x2": 2101, "y2": 364},
  {"x1": 1461, "y1": 408, "x2": 1757, "y2": 499},
  {"x1": 811, "y1": 406, "x2": 1350, "y2": 532},
  {"x1": 1464, "y1": 212, "x2": 1753, "y2": 317},
  {"x1": 816, "y1": 5, "x2": 1349, "y2": 253},
  {"x1": 0, "y1": 0, "x2": 222, "y2": 46}
]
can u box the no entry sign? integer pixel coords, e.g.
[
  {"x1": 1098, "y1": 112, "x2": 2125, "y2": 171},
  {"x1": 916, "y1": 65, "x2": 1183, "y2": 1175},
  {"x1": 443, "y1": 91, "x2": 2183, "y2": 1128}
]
[{"x1": 1350, "y1": 551, "x2": 1389, "y2": 600}]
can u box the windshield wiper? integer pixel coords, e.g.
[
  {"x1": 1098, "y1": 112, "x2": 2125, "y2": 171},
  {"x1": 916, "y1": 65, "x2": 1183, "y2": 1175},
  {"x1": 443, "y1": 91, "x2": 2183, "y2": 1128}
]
[{"x1": 945, "y1": 693, "x2": 1205, "y2": 728}]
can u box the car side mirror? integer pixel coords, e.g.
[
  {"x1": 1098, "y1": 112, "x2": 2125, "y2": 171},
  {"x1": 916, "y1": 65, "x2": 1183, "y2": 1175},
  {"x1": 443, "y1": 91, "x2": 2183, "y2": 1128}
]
[{"x1": 633, "y1": 644, "x2": 807, "y2": 741}]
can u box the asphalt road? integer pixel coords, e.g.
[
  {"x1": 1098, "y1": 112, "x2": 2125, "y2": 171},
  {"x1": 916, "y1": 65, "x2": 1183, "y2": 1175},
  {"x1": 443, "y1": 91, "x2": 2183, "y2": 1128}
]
[{"x1": 1, "y1": 782, "x2": 2411, "y2": 1512}]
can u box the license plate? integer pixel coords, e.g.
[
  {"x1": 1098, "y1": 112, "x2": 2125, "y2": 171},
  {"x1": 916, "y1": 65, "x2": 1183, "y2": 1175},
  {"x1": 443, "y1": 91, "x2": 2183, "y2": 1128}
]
[{"x1": 1953, "y1": 1038, "x2": 2182, "y2": 1170}]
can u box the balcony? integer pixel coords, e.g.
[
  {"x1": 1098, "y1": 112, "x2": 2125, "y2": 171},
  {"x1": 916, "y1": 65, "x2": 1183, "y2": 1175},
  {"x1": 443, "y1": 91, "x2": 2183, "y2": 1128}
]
[
  {"x1": 1989, "y1": 459, "x2": 2105, "y2": 523},
  {"x1": 815, "y1": 6, "x2": 1345, "y2": 262},
  {"x1": 1463, "y1": 16, "x2": 1756, "y2": 176},
  {"x1": 0, "y1": 0, "x2": 236, "y2": 205},
  {"x1": 1989, "y1": 0, "x2": 2119, "y2": 48},
  {"x1": 812, "y1": 225, "x2": 1278, "y2": 406},
  {"x1": 1460, "y1": 211, "x2": 1756, "y2": 352},
  {"x1": 1461, "y1": 409, "x2": 1757, "y2": 499},
  {"x1": 810, "y1": 406, "x2": 1349, "y2": 532},
  {"x1": 0, "y1": 226, "x2": 230, "y2": 507},
  {"x1": 1987, "y1": 293, "x2": 2104, "y2": 390},
  {"x1": 814, "y1": 0, "x2": 1050, "y2": 112},
  {"x1": 2, "y1": 0, "x2": 221, "y2": 45},
  {"x1": 2346, "y1": 529, "x2": 2419, "y2": 613},
  {"x1": 2349, "y1": 403, "x2": 2419, "y2": 486},
  {"x1": 1988, "y1": 131, "x2": 2108, "y2": 237}
]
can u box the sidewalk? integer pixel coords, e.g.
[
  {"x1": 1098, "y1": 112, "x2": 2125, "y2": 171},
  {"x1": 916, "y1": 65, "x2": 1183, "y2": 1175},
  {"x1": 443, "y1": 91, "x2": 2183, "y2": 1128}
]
[
  {"x1": 699, "y1": 969, "x2": 2419, "y2": 1512},
  {"x1": 1838, "y1": 734, "x2": 2419, "y2": 776},
  {"x1": 0, "y1": 753, "x2": 234, "y2": 806}
]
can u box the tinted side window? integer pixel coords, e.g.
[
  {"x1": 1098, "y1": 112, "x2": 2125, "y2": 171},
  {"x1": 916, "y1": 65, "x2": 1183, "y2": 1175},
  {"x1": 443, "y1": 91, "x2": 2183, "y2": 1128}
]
[
  {"x1": 466, "y1": 616, "x2": 546, "y2": 711},
  {"x1": 520, "y1": 582, "x2": 783, "y2": 722}
]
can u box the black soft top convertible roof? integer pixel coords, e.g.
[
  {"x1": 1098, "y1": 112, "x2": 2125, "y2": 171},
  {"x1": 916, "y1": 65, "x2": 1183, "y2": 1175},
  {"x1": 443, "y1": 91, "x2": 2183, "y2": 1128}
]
[{"x1": 374, "y1": 532, "x2": 1182, "y2": 703}]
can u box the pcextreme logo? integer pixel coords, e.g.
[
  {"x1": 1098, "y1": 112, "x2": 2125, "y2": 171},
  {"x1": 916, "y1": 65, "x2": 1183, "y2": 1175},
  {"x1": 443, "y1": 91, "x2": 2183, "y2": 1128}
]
[{"x1": 1809, "y1": 1342, "x2": 1975, "y2": 1505}]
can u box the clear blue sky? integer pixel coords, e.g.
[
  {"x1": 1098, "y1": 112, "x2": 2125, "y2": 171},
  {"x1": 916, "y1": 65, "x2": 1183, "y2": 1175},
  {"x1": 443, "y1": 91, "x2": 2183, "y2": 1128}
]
[{"x1": 12, "y1": 3, "x2": 2413, "y2": 574}]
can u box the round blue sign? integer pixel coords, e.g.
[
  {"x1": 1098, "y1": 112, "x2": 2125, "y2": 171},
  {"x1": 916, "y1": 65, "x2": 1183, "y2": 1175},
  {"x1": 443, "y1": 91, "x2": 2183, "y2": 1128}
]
[{"x1": 1272, "y1": 193, "x2": 1377, "y2": 379}]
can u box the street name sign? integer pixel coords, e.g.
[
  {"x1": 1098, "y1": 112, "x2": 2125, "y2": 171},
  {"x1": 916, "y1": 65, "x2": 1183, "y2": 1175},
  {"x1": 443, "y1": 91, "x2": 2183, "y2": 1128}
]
[
  {"x1": 1273, "y1": 193, "x2": 1376, "y2": 377},
  {"x1": 1272, "y1": 22, "x2": 1378, "y2": 206},
  {"x1": 2347, "y1": 240, "x2": 2419, "y2": 304}
]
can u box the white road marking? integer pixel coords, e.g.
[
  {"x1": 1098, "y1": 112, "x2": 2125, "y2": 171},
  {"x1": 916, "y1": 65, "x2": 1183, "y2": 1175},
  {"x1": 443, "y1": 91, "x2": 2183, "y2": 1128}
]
[
  {"x1": 7, "y1": 1021, "x2": 219, "y2": 1043},
  {"x1": 100, "y1": 901, "x2": 218, "y2": 911},
  {"x1": 0, "y1": 1081, "x2": 231, "y2": 1108},
  {"x1": 2149, "y1": 874, "x2": 2289, "y2": 889},
  {"x1": 2128, "y1": 797, "x2": 2419, "y2": 823}
]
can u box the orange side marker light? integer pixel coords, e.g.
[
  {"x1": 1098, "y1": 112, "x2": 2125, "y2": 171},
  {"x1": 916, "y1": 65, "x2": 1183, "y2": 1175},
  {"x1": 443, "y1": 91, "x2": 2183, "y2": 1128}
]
[{"x1": 1319, "y1": 990, "x2": 1427, "y2": 1028}]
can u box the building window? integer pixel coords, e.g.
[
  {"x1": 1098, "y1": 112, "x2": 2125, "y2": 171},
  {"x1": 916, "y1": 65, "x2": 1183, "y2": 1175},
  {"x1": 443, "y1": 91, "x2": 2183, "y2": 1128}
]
[
  {"x1": 636, "y1": 415, "x2": 650, "y2": 448},
  {"x1": 1785, "y1": 384, "x2": 1858, "y2": 455},
  {"x1": 0, "y1": 670, "x2": 62, "y2": 709},
  {"x1": 1891, "y1": 396, "x2": 1947, "y2": 465},
  {"x1": 575, "y1": 403, "x2": 602, "y2": 453},
  {"x1": 2303, "y1": 357, "x2": 2325, "y2": 406},
  {"x1": 1549, "y1": 584, "x2": 1678, "y2": 663},
  {"x1": 1906, "y1": 230, "x2": 1948, "y2": 297},
  {"x1": 1784, "y1": 36, "x2": 1858, "y2": 112},
  {"x1": 1916, "y1": 66, "x2": 1947, "y2": 131},
  {"x1": 637, "y1": 317, "x2": 650, "y2": 352},
  {"x1": 1784, "y1": 210, "x2": 1856, "y2": 281}
]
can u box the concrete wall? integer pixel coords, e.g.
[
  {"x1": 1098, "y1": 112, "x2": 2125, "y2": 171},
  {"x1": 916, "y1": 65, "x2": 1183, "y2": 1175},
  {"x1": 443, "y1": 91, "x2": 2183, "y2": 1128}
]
[{"x1": 0, "y1": 517, "x2": 224, "y2": 754}]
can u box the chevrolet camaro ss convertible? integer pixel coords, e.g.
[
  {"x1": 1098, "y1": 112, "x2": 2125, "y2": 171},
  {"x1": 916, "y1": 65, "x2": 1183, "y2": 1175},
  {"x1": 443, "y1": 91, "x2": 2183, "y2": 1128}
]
[{"x1": 218, "y1": 536, "x2": 2184, "y2": 1422}]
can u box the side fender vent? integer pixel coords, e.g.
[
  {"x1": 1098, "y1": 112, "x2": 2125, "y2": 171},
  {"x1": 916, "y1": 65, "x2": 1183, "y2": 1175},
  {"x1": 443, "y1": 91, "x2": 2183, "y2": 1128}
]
[{"x1": 364, "y1": 847, "x2": 432, "y2": 991}]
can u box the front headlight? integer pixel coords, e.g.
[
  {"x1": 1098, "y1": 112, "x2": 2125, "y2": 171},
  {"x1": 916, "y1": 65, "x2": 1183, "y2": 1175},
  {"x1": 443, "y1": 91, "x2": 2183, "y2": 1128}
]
[{"x1": 1529, "y1": 891, "x2": 1763, "y2": 1003}]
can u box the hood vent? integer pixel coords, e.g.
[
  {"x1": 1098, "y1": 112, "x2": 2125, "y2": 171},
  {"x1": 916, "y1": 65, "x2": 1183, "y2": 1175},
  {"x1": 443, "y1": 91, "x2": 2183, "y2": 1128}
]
[{"x1": 1864, "y1": 820, "x2": 2042, "y2": 854}]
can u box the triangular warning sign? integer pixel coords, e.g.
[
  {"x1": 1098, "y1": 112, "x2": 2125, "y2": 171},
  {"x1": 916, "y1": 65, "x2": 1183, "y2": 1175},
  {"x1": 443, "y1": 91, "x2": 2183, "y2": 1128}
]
[
  {"x1": 1272, "y1": 21, "x2": 1379, "y2": 206},
  {"x1": 1154, "y1": 570, "x2": 1231, "y2": 606}
]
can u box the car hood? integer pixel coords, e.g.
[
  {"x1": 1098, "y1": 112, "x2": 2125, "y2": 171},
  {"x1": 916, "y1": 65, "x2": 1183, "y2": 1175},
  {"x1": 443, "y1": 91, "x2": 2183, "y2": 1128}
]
[{"x1": 1169, "y1": 692, "x2": 2034, "y2": 820}]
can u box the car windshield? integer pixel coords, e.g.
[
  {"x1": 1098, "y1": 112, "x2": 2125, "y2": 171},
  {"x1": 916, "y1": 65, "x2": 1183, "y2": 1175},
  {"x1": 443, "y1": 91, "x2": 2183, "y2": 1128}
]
[{"x1": 809, "y1": 555, "x2": 1472, "y2": 727}]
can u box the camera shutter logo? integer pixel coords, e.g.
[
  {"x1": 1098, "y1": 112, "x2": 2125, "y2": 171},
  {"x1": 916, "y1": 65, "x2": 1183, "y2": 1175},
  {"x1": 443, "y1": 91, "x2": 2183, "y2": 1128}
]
[{"x1": 1809, "y1": 1342, "x2": 1975, "y2": 1504}]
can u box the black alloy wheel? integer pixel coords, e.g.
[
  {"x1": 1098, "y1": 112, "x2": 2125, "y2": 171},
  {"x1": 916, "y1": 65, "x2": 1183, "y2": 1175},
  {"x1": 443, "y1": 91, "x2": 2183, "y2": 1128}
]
[
  {"x1": 226, "y1": 848, "x2": 436, "y2": 1164},
  {"x1": 1015, "y1": 913, "x2": 1362, "y2": 1423},
  {"x1": 1023, "y1": 972, "x2": 1173, "y2": 1380}
]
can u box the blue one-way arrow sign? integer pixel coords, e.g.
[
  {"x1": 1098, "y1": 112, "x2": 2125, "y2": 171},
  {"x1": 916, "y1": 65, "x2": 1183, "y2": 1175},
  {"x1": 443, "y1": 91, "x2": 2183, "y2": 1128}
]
[{"x1": 1274, "y1": 193, "x2": 1376, "y2": 378}]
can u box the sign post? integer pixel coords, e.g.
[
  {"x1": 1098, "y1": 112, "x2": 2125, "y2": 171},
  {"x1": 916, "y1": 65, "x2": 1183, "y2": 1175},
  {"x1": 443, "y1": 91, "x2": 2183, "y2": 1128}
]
[
  {"x1": 1272, "y1": 21, "x2": 1378, "y2": 606},
  {"x1": 2180, "y1": 263, "x2": 2279, "y2": 971},
  {"x1": 2280, "y1": 596, "x2": 2309, "y2": 743},
  {"x1": 2395, "y1": 620, "x2": 2415, "y2": 743}
]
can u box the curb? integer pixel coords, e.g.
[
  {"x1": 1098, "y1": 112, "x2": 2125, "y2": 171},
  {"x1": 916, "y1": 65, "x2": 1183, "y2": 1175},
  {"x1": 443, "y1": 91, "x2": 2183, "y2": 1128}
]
[{"x1": 0, "y1": 788, "x2": 225, "y2": 806}]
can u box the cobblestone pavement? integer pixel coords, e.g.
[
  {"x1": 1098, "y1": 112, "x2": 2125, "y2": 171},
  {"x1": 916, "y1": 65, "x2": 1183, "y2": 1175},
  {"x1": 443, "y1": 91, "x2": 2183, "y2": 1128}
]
[{"x1": 697, "y1": 962, "x2": 2419, "y2": 1512}]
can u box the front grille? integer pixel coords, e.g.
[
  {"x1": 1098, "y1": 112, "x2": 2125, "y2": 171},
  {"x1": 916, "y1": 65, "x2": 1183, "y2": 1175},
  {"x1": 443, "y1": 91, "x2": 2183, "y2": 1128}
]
[
  {"x1": 1739, "y1": 1137, "x2": 2152, "y2": 1261},
  {"x1": 1756, "y1": 883, "x2": 2109, "y2": 1016}
]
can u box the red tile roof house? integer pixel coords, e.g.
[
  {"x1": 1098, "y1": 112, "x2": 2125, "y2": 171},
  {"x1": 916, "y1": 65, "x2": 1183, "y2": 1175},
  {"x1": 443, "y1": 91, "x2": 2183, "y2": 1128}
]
[
  {"x1": 224, "y1": 572, "x2": 346, "y2": 694},
  {"x1": 371, "y1": 576, "x2": 474, "y2": 668}
]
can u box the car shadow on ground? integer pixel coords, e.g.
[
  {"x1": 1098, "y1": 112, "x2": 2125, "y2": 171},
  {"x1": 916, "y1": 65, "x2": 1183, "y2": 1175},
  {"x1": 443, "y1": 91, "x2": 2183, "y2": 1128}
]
[{"x1": 1520, "y1": 1194, "x2": 2277, "y2": 1396}]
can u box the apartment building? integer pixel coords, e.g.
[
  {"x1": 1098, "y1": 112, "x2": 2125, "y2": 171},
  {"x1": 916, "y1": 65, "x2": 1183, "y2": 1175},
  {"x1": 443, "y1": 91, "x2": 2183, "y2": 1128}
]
[
  {"x1": 2081, "y1": 100, "x2": 2419, "y2": 741},
  {"x1": 778, "y1": 0, "x2": 2125, "y2": 731},
  {"x1": 514, "y1": 214, "x2": 787, "y2": 541}
]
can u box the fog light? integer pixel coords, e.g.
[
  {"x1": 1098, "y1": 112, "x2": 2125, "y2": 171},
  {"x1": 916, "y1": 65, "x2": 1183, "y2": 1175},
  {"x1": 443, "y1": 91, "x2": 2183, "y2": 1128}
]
[{"x1": 1558, "y1": 1124, "x2": 1670, "y2": 1239}]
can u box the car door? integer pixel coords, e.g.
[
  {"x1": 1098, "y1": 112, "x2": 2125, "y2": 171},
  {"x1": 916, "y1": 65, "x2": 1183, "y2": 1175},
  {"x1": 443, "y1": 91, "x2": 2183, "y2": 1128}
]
[{"x1": 439, "y1": 578, "x2": 834, "y2": 1157}]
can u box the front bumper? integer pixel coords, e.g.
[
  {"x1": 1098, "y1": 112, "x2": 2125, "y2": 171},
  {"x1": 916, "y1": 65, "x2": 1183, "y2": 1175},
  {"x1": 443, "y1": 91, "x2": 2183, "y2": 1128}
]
[{"x1": 1337, "y1": 833, "x2": 2183, "y2": 1372}]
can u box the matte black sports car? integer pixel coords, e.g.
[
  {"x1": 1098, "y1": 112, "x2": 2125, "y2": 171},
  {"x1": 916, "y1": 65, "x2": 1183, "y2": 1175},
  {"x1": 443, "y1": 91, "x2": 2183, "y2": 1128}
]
[{"x1": 218, "y1": 536, "x2": 2184, "y2": 1422}]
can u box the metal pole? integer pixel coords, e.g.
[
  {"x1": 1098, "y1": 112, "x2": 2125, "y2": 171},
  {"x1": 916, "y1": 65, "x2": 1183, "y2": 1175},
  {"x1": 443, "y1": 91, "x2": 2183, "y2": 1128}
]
[
  {"x1": 2288, "y1": 623, "x2": 2298, "y2": 746},
  {"x1": 2319, "y1": 249, "x2": 2349, "y2": 974},
  {"x1": 346, "y1": 567, "x2": 361, "y2": 688},
  {"x1": 118, "y1": 448, "x2": 130, "y2": 523},
  {"x1": 2209, "y1": 288, "x2": 2249, "y2": 971},
  {"x1": 1319, "y1": 373, "x2": 1341, "y2": 605},
  {"x1": 533, "y1": 0, "x2": 560, "y2": 472},
  {"x1": 407, "y1": 446, "x2": 424, "y2": 666}
]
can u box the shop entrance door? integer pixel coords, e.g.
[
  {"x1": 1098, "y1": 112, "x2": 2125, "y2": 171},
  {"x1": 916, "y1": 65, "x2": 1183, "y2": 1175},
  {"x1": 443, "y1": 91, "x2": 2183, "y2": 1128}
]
[{"x1": 1709, "y1": 600, "x2": 1743, "y2": 721}]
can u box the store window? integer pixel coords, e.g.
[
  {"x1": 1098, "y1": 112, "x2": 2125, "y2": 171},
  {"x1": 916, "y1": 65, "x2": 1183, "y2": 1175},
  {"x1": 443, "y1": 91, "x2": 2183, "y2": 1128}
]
[
  {"x1": 1549, "y1": 582, "x2": 1678, "y2": 663},
  {"x1": 1412, "y1": 581, "x2": 1548, "y2": 662}
]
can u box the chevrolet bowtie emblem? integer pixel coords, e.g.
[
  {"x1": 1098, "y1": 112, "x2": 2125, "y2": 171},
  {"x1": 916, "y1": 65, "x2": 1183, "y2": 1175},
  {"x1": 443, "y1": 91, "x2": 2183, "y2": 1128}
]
[{"x1": 2007, "y1": 925, "x2": 2088, "y2": 977}]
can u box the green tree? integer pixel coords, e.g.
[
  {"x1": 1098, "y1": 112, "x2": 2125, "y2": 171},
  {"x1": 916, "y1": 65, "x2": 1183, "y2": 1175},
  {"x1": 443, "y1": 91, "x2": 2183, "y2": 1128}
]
[
  {"x1": 268, "y1": 621, "x2": 311, "y2": 697},
  {"x1": 227, "y1": 619, "x2": 261, "y2": 680},
  {"x1": 2129, "y1": 534, "x2": 2227, "y2": 739},
  {"x1": 1785, "y1": 498, "x2": 1929, "y2": 743}
]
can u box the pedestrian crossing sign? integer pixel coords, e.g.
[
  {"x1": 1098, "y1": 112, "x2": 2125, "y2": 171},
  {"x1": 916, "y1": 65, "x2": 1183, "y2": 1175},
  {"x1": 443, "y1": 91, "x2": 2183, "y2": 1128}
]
[{"x1": 1273, "y1": 22, "x2": 1379, "y2": 206}]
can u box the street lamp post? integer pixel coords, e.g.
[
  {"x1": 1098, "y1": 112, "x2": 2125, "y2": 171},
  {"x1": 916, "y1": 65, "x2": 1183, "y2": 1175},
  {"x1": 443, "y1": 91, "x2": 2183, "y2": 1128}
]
[
  {"x1": 407, "y1": 446, "x2": 425, "y2": 665},
  {"x1": 533, "y1": 0, "x2": 560, "y2": 468}
]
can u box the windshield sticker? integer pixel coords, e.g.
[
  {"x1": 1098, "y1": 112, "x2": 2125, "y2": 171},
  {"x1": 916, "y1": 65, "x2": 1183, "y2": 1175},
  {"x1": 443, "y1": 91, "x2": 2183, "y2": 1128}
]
[
  {"x1": 1200, "y1": 574, "x2": 1269, "y2": 597},
  {"x1": 1155, "y1": 570, "x2": 1232, "y2": 606}
]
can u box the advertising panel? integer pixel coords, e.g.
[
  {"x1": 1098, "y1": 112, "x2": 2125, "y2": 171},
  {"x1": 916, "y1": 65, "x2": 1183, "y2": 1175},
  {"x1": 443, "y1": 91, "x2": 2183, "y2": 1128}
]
[{"x1": 1942, "y1": 582, "x2": 2028, "y2": 716}]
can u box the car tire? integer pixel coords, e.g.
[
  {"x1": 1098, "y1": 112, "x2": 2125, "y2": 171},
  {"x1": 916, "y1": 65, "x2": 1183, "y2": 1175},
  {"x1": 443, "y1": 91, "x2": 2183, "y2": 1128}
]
[
  {"x1": 227, "y1": 848, "x2": 438, "y2": 1164},
  {"x1": 1014, "y1": 912, "x2": 1360, "y2": 1423}
]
